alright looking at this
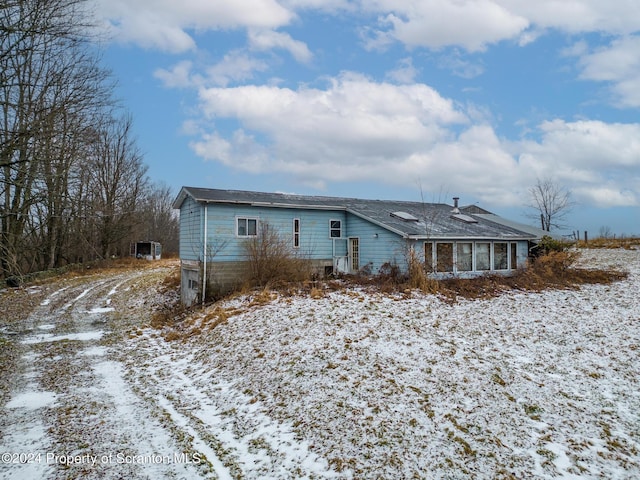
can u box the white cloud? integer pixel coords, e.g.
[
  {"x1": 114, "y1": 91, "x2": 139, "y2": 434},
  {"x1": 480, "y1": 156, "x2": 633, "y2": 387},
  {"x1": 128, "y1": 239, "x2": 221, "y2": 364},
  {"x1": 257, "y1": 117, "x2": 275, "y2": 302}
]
[
  {"x1": 517, "y1": 119, "x2": 640, "y2": 206},
  {"x1": 361, "y1": 1, "x2": 640, "y2": 52},
  {"x1": 500, "y1": 0, "x2": 640, "y2": 36},
  {"x1": 578, "y1": 35, "x2": 640, "y2": 108},
  {"x1": 95, "y1": 0, "x2": 293, "y2": 52},
  {"x1": 385, "y1": 58, "x2": 419, "y2": 84},
  {"x1": 192, "y1": 74, "x2": 531, "y2": 202},
  {"x1": 248, "y1": 29, "x2": 313, "y2": 63},
  {"x1": 189, "y1": 74, "x2": 640, "y2": 208},
  {"x1": 206, "y1": 52, "x2": 270, "y2": 87},
  {"x1": 368, "y1": 0, "x2": 529, "y2": 52},
  {"x1": 154, "y1": 61, "x2": 195, "y2": 88}
]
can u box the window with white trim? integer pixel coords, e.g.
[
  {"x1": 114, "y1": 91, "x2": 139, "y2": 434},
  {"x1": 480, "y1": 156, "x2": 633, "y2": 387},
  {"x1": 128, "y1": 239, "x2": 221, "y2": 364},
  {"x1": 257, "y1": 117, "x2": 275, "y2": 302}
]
[
  {"x1": 510, "y1": 242, "x2": 518, "y2": 269},
  {"x1": 436, "y1": 242, "x2": 454, "y2": 272},
  {"x1": 424, "y1": 242, "x2": 434, "y2": 272},
  {"x1": 330, "y1": 219, "x2": 342, "y2": 238},
  {"x1": 476, "y1": 242, "x2": 490, "y2": 271},
  {"x1": 457, "y1": 242, "x2": 473, "y2": 271},
  {"x1": 494, "y1": 242, "x2": 508, "y2": 270},
  {"x1": 237, "y1": 217, "x2": 258, "y2": 237},
  {"x1": 293, "y1": 218, "x2": 300, "y2": 248}
]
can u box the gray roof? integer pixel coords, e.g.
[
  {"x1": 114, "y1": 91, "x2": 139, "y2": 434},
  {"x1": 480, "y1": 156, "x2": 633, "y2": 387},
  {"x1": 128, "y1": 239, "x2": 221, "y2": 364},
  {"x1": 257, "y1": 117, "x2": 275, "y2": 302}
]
[
  {"x1": 174, "y1": 186, "x2": 536, "y2": 240},
  {"x1": 469, "y1": 213, "x2": 562, "y2": 241}
]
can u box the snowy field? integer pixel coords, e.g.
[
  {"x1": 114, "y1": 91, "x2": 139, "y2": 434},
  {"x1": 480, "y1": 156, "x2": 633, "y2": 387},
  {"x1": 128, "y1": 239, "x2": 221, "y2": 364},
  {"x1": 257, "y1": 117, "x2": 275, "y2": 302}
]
[
  {"x1": 124, "y1": 248, "x2": 639, "y2": 479},
  {"x1": 1, "y1": 248, "x2": 638, "y2": 479}
]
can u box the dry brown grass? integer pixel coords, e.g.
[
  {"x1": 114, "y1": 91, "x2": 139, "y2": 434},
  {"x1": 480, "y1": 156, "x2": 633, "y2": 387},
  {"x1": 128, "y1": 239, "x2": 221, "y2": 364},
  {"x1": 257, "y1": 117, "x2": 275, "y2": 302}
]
[
  {"x1": 577, "y1": 237, "x2": 640, "y2": 250},
  {"x1": 439, "y1": 250, "x2": 628, "y2": 300}
]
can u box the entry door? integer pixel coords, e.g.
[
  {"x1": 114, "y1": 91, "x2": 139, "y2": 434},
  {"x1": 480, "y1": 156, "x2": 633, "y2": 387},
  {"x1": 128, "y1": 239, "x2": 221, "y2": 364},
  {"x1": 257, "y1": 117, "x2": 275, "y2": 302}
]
[{"x1": 348, "y1": 238, "x2": 360, "y2": 273}]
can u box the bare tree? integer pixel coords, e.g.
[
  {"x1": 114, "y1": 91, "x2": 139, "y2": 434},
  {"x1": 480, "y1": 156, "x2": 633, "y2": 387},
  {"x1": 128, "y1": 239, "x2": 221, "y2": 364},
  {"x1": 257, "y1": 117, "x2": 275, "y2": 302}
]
[
  {"x1": 85, "y1": 114, "x2": 148, "y2": 259},
  {"x1": 527, "y1": 177, "x2": 574, "y2": 232},
  {"x1": 0, "y1": 0, "x2": 113, "y2": 276},
  {"x1": 137, "y1": 182, "x2": 179, "y2": 254}
]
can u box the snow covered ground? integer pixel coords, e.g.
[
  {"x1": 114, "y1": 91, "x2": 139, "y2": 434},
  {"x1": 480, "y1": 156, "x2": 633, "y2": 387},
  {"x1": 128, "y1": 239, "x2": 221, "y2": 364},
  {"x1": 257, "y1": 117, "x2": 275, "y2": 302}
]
[
  {"x1": 126, "y1": 248, "x2": 640, "y2": 479},
  {"x1": 1, "y1": 248, "x2": 639, "y2": 479}
]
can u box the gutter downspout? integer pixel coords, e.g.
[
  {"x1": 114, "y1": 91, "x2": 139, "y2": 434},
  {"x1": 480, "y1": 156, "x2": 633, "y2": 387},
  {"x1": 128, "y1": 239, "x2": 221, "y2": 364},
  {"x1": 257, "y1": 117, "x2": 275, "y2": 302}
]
[{"x1": 202, "y1": 203, "x2": 207, "y2": 306}]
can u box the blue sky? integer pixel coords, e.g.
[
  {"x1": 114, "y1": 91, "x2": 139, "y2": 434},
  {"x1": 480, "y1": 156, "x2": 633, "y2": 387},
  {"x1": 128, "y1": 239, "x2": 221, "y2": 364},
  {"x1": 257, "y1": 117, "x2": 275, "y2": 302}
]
[{"x1": 95, "y1": 0, "x2": 639, "y2": 236}]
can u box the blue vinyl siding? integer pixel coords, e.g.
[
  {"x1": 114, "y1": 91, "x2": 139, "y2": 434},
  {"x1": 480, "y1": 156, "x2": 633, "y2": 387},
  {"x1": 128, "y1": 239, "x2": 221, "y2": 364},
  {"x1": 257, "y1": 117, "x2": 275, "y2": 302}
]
[
  {"x1": 345, "y1": 213, "x2": 405, "y2": 273},
  {"x1": 194, "y1": 204, "x2": 347, "y2": 262},
  {"x1": 178, "y1": 196, "x2": 530, "y2": 274},
  {"x1": 179, "y1": 196, "x2": 203, "y2": 261}
]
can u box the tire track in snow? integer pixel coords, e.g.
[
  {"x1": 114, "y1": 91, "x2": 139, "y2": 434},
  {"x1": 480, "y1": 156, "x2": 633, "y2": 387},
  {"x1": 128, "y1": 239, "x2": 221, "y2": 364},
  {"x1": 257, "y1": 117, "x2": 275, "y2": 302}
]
[
  {"x1": 0, "y1": 269, "x2": 209, "y2": 479},
  {"x1": 122, "y1": 338, "x2": 338, "y2": 479}
]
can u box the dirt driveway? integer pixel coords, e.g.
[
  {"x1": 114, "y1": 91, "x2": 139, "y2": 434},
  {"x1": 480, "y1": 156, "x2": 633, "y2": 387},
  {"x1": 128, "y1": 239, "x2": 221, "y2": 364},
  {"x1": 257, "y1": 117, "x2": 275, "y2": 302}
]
[{"x1": 0, "y1": 263, "x2": 216, "y2": 480}]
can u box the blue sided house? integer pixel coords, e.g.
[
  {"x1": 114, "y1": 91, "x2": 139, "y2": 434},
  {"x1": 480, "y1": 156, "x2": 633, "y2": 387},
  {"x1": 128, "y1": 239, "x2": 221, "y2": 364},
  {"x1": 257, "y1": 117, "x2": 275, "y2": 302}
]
[{"x1": 173, "y1": 186, "x2": 541, "y2": 306}]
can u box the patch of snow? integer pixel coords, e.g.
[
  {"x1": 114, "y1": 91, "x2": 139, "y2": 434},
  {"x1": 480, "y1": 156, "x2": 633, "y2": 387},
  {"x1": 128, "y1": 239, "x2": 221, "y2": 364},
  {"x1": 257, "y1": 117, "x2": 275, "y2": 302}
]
[
  {"x1": 88, "y1": 307, "x2": 114, "y2": 314},
  {"x1": 21, "y1": 331, "x2": 104, "y2": 345},
  {"x1": 5, "y1": 390, "x2": 57, "y2": 410},
  {"x1": 81, "y1": 346, "x2": 107, "y2": 357}
]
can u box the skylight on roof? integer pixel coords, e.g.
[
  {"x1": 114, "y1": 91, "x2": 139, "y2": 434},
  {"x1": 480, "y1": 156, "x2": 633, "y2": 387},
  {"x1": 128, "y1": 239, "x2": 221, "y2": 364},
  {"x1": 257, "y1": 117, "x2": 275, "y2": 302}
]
[
  {"x1": 391, "y1": 211, "x2": 419, "y2": 222},
  {"x1": 451, "y1": 213, "x2": 478, "y2": 224}
]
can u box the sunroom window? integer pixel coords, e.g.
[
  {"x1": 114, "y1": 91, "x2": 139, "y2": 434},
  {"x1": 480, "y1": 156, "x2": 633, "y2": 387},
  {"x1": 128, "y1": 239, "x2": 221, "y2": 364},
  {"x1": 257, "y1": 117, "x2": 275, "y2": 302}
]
[
  {"x1": 436, "y1": 243, "x2": 454, "y2": 272},
  {"x1": 494, "y1": 243, "x2": 508, "y2": 270},
  {"x1": 476, "y1": 242, "x2": 490, "y2": 271},
  {"x1": 457, "y1": 242, "x2": 473, "y2": 271},
  {"x1": 424, "y1": 242, "x2": 434, "y2": 272},
  {"x1": 510, "y1": 242, "x2": 518, "y2": 269}
]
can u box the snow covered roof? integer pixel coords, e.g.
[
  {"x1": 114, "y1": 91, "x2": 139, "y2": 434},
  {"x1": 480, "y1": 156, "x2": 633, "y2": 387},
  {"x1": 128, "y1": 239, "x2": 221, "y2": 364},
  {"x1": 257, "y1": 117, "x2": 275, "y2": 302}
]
[{"x1": 174, "y1": 186, "x2": 537, "y2": 240}]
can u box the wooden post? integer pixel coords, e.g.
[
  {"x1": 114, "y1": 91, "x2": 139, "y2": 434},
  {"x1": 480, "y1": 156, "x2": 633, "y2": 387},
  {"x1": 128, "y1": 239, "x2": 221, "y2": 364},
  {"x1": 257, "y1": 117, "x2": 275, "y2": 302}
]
[{"x1": 584, "y1": 231, "x2": 588, "y2": 244}]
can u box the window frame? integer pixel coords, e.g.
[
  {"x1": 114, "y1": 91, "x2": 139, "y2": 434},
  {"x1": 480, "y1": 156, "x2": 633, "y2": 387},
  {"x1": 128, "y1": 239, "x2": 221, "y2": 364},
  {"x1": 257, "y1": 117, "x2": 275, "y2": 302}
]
[
  {"x1": 475, "y1": 242, "x2": 491, "y2": 271},
  {"x1": 435, "y1": 242, "x2": 454, "y2": 273},
  {"x1": 329, "y1": 219, "x2": 342, "y2": 239},
  {"x1": 424, "y1": 242, "x2": 434, "y2": 272},
  {"x1": 456, "y1": 242, "x2": 473, "y2": 272},
  {"x1": 293, "y1": 218, "x2": 300, "y2": 248},
  {"x1": 494, "y1": 242, "x2": 508, "y2": 270},
  {"x1": 510, "y1": 242, "x2": 518, "y2": 270},
  {"x1": 236, "y1": 217, "x2": 259, "y2": 237}
]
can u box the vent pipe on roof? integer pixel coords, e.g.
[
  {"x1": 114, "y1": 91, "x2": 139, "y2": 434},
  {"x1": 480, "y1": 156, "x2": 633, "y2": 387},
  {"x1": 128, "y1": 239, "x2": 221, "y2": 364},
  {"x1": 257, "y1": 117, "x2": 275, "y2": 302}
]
[{"x1": 452, "y1": 197, "x2": 460, "y2": 214}]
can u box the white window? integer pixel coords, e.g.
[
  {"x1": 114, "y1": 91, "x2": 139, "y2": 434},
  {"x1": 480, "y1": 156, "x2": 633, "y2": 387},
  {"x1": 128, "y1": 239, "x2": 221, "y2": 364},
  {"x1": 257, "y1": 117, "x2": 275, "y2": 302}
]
[
  {"x1": 424, "y1": 242, "x2": 434, "y2": 272},
  {"x1": 330, "y1": 219, "x2": 342, "y2": 238},
  {"x1": 349, "y1": 238, "x2": 359, "y2": 272},
  {"x1": 293, "y1": 218, "x2": 300, "y2": 248},
  {"x1": 456, "y1": 242, "x2": 473, "y2": 271},
  {"x1": 476, "y1": 242, "x2": 490, "y2": 271},
  {"x1": 494, "y1": 242, "x2": 508, "y2": 270},
  {"x1": 436, "y1": 243, "x2": 454, "y2": 272},
  {"x1": 237, "y1": 217, "x2": 258, "y2": 237}
]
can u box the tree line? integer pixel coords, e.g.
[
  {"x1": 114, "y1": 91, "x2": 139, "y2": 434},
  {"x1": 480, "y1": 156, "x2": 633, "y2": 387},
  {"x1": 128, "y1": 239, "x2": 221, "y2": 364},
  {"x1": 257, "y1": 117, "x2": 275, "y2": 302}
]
[{"x1": 1, "y1": 0, "x2": 178, "y2": 280}]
